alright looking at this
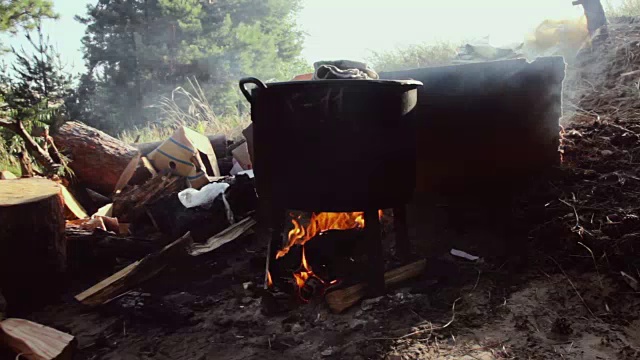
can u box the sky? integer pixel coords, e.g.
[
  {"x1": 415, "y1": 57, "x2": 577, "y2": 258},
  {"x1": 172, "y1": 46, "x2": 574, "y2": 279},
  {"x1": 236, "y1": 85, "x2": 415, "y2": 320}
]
[{"x1": 0, "y1": 0, "x2": 623, "y2": 74}]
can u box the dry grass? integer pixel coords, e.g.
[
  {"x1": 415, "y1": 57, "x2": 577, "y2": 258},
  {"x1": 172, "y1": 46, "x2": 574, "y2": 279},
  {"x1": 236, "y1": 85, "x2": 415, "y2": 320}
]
[
  {"x1": 120, "y1": 78, "x2": 250, "y2": 144},
  {"x1": 606, "y1": 0, "x2": 640, "y2": 17}
]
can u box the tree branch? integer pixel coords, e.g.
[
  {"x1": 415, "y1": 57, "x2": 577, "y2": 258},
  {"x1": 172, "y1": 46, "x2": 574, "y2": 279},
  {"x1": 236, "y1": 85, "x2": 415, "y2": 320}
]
[{"x1": 0, "y1": 115, "x2": 60, "y2": 175}]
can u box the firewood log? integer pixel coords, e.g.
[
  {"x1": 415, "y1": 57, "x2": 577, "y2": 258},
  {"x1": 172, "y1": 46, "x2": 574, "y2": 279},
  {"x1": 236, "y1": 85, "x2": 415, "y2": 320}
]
[
  {"x1": 75, "y1": 232, "x2": 193, "y2": 306},
  {"x1": 325, "y1": 259, "x2": 427, "y2": 313},
  {"x1": 52, "y1": 121, "x2": 140, "y2": 195},
  {"x1": 112, "y1": 174, "x2": 187, "y2": 222},
  {"x1": 0, "y1": 178, "x2": 66, "y2": 311},
  {"x1": 0, "y1": 318, "x2": 76, "y2": 360}
]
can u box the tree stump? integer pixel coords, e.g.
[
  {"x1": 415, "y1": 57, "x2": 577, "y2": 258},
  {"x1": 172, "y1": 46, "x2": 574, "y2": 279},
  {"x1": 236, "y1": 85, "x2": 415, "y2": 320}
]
[
  {"x1": 0, "y1": 178, "x2": 66, "y2": 313},
  {"x1": 52, "y1": 121, "x2": 140, "y2": 195}
]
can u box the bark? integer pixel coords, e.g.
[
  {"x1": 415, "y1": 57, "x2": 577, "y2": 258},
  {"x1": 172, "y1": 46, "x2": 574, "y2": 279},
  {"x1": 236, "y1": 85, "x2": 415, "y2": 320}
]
[
  {"x1": 0, "y1": 178, "x2": 66, "y2": 311},
  {"x1": 52, "y1": 121, "x2": 140, "y2": 195}
]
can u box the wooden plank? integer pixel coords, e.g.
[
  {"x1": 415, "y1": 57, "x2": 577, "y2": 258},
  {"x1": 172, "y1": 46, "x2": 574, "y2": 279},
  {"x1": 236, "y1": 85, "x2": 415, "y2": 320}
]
[
  {"x1": 93, "y1": 203, "x2": 113, "y2": 217},
  {"x1": 0, "y1": 318, "x2": 76, "y2": 360},
  {"x1": 59, "y1": 185, "x2": 88, "y2": 220},
  {"x1": 325, "y1": 259, "x2": 427, "y2": 313},
  {"x1": 189, "y1": 217, "x2": 256, "y2": 256},
  {"x1": 75, "y1": 232, "x2": 193, "y2": 306}
]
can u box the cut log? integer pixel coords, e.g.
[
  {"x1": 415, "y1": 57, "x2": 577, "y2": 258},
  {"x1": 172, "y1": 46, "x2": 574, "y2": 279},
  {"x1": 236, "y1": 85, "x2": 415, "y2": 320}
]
[
  {"x1": 59, "y1": 185, "x2": 88, "y2": 220},
  {"x1": 0, "y1": 178, "x2": 66, "y2": 311},
  {"x1": 75, "y1": 232, "x2": 193, "y2": 306},
  {"x1": 325, "y1": 259, "x2": 427, "y2": 313},
  {"x1": 113, "y1": 174, "x2": 187, "y2": 222},
  {"x1": 52, "y1": 121, "x2": 140, "y2": 195},
  {"x1": 0, "y1": 318, "x2": 76, "y2": 360}
]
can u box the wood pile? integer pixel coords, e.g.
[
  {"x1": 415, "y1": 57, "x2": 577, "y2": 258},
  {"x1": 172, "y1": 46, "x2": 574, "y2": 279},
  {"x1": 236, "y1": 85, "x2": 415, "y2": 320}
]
[{"x1": 0, "y1": 120, "x2": 259, "y2": 358}]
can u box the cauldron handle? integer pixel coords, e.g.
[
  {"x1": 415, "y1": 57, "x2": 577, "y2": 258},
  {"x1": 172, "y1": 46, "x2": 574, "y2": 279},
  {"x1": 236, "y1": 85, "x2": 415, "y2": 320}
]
[{"x1": 239, "y1": 77, "x2": 267, "y2": 103}]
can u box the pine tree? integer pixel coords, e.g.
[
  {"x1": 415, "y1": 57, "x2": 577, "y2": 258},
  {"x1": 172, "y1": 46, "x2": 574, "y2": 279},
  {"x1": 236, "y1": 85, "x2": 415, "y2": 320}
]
[
  {"x1": 0, "y1": 0, "x2": 57, "y2": 35},
  {"x1": 76, "y1": 0, "x2": 309, "y2": 133},
  {"x1": 0, "y1": 24, "x2": 74, "y2": 175}
]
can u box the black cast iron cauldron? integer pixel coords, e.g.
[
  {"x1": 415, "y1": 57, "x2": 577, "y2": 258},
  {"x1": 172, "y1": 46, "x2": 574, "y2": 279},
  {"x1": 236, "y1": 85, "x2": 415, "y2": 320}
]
[{"x1": 239, "y1": 77, "x2": 423, "y2": 212}]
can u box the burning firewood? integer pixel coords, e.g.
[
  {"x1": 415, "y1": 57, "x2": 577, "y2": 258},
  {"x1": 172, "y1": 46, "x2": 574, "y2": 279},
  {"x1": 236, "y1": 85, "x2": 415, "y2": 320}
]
[{"x1": 325, "y1": 259, "x2": 427, "y2": 313}]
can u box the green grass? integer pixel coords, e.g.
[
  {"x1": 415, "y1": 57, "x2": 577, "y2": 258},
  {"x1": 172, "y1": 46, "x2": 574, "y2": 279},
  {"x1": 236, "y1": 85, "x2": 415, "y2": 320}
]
[{"x1": 0, "y1": 137, "x2": 21, "y2": 176}]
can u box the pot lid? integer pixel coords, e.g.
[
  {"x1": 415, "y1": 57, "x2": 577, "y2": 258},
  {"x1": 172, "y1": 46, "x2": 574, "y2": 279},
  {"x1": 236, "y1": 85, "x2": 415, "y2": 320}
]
[{"x1": 263, "y1": 79, "x2": 423, "y2": 89}]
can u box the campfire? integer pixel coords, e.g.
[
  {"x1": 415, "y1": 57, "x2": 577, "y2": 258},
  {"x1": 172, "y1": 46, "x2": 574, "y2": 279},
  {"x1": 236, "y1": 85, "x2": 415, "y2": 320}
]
[{"x1": 267, "y1": 210, "x2": 404, "y2": 306}]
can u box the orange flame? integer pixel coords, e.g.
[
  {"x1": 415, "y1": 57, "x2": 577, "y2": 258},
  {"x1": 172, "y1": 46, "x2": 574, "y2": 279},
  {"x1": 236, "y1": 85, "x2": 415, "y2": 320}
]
[
  {"x1": 293, "y1": 247, "x2": 313, "y2": 289},
  {"x1": 266, "y1": 270, "x2": 273, "y2": 288},
  {"x1": 277, "y1": 211, "x2": 383, "y2": 259}
]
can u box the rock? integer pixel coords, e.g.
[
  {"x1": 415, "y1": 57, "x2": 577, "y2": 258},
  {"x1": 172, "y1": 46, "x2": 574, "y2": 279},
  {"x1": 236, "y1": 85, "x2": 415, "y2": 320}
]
[
  {"x1": 361, "y1": 296, "x2": 384, "y2": 311},
  {"x1": 601, "y1": 149, "x2": 614, "y2": 156},
  {"x1": 321, "y1": 348, "x2": 334, "y2": 357}
]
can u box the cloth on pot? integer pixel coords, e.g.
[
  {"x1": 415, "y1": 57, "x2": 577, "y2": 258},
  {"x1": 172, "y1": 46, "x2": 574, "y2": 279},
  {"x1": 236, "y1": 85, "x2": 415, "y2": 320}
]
[{"x1": 313, "y1": 60, "x2": 379, "y2": 80}]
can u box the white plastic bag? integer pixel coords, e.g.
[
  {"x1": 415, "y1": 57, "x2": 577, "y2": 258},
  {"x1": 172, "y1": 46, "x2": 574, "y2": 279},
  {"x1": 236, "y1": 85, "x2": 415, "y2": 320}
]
[{"x1": 178, "y1": 182, "x2": 230, "y2": 209}]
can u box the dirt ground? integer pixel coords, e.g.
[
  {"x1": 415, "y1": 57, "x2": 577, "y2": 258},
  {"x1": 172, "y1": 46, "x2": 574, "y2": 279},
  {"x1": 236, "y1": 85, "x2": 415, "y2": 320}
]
[{"x1": 5, "y1": 204, "x2": 638, "y2": 360}]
